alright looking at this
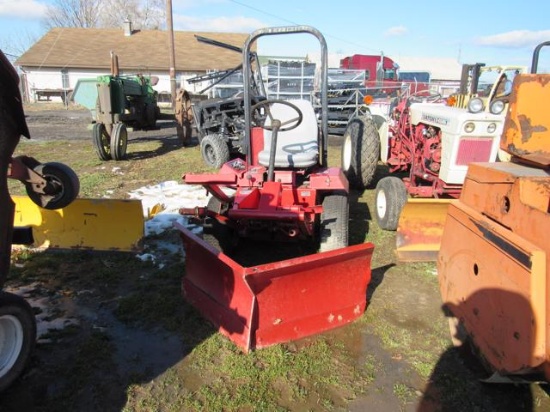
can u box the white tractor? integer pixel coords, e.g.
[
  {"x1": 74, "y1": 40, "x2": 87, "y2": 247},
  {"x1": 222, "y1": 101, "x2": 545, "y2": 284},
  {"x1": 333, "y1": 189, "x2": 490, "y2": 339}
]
[{"x1": 342, "y1": 64, "x2": 526, "y2": 231}]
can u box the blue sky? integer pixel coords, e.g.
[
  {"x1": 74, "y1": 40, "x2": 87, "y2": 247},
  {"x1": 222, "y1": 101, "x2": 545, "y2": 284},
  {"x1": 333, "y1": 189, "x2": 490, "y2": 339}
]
[{"x1": 1, "y1": 0, "x2": 549, "y2": 68}]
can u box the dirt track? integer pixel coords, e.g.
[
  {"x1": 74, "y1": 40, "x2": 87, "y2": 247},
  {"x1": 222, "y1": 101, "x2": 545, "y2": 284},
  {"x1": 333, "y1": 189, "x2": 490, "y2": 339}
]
[{"x1": 24, "y1": 106, "x2": 176, "y2": 141}]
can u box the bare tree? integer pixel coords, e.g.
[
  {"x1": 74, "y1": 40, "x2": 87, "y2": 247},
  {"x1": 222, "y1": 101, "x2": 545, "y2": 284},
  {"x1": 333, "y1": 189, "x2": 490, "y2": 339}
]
[
  {"x1": 100, "y1": 0, "x2": 165, "y2": 30},
  {"x1": 0, "y1": 30, "x2": 39, "y2": 60},
  {"x1": 43, "y1": 0, "x2": 165, "y2": 31},
  {"x1": 98, "y1": 0, "x2": 139, "y2": 28},
  {"x1": 138, "y1": 0, "x2": 165, "y2": 30},
  {"x1": 43, "y1": 0, "x2": 103, "y2": 29}
]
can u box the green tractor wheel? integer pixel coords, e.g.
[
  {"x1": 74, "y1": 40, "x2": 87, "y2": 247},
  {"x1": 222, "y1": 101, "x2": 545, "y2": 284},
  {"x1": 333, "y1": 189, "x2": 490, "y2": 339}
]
[
  {"x1": 92, "y1": 123, "x2": 111, "y2": 161},
  {"x1": 110, "y1": 123, "x2": 128, "y2": 161}
]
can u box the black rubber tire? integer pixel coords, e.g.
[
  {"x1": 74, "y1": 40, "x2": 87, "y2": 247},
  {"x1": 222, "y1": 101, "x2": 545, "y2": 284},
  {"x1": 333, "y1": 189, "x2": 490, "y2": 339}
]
[
  {"x1": 0, "y1": 292, "x2": 36, "y2": 392},
  {"x1": 200, "y1": 134, "x2": 230, "y2": 169},
  {"x1": 146, "y1": 103, "x2": 157, "y2": 128},
  {"x1": 92, "y1": 123, "x2": 111, "y2": 161},
  {"x1": 341, "y1": 116, "x2": 380, "y2": 190},
  {"x1": 374, "y1": 176, "x2": 408, "y2": 231},
  {"x1": 25, "y1": 162, "x2": 80, "y2": 210},
  {"x1": 319, "y1": 191, "x2": 349, "y2": 252},
  {"x1": 110, "y1": 123, "x2": 128, "y2": 161}
]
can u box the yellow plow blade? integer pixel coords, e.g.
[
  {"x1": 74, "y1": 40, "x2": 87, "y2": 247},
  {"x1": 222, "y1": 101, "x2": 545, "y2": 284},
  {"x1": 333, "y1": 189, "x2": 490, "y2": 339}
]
[
  {"x1": 395, "y1": 198, "x2": 453, "y2": 262},
  {"x1": 13, "y1": 196, "x2": 144, "y2": 252}
]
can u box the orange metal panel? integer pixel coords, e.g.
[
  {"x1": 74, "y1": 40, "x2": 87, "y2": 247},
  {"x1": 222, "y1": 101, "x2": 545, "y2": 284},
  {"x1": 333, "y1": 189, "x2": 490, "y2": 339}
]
[
  {"x1": 438, "y1": 201, "x2": 547, "y2": 376},
  {"x1": 501, "y1": 75, "x2": 550, "y2": 166},
  {"x1": 438, "y1": 161, "x2": 550, "y2": 379},
  {"x1": 459, "y1": 162, "x2": 550, "y2": 245}
]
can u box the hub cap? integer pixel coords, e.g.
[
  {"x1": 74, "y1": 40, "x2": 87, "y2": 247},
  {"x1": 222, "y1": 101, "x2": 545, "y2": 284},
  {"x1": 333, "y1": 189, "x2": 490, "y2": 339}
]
[{"x1": 0, "y1": 315, "x2": 24, "y2": 378}]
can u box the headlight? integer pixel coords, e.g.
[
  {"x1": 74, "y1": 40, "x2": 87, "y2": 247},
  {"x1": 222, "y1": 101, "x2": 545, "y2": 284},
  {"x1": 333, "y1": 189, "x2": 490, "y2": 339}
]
[
  {"x1": 490, "y1": 100, "x2": 505, "y2": 114},
  {"x1": 464, "y1": 122, "x2": 475, "y2": 133},
  {"x1": 468, "y1": 98, "x2": 484, "y2": 113},
  {"x1": 487, "y1": 122, "x2": 497, "y2": 133}
]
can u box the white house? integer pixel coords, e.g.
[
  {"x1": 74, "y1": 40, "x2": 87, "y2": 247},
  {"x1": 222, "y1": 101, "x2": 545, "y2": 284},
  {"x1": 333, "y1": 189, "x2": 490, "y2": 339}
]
[{"x1": 15, "y1": 24, "x2": 251, "y2": 103}]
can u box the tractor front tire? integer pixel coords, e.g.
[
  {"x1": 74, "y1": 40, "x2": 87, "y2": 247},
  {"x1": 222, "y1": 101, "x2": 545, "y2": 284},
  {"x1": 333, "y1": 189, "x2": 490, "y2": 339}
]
[
  {"x1": 26, "y1": 162, "x2": 80, "y2": 210},
  {"x1": 200, "y1": 134, "x2": 230, "y2": 169},
  {"x1": 0, "y1": 292, "x2": 36, "y2": 392},
  {"x1": 374, "y1": 176, "x2": 408, "y2": 231},
  {"x1": 110, "y1": 123, "x2": 128, "y2": 161},
  {"x1": 319, "y1": 191, "x2": 349, "y2": 252},
  {"x1": 92, "y1": 123, "x2": 111, "y2": 161},
  {"x1": 342, "y1": 116, "x2": 380, "y2": 190}
]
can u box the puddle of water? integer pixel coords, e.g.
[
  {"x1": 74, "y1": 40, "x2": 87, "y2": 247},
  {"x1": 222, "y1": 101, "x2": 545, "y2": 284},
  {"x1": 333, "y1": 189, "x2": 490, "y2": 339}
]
[
  {"x1": 328, "y1": 324, "x2": 423, "y2": 412},
  {"x1": 95, "y1": 307, "x2": 185, "y2": 379}
]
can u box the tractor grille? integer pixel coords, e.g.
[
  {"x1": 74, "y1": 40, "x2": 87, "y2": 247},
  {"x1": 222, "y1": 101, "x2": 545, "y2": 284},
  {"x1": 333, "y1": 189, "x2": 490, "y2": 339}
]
[{"x1": 456, "y1": 137, "x2": 493, "y2": 165}]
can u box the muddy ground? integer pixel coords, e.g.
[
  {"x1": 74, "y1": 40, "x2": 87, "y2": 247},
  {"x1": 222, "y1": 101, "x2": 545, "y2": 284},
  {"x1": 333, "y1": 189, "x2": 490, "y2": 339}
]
[{"x1": 1, "y1": 103, "x2": 549, "y2": 411}]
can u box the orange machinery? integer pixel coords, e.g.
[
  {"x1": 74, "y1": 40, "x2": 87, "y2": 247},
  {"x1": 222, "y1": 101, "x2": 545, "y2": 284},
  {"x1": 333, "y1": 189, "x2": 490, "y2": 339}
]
[{"x1": 437, "y1": 41, "x2": 550, "y2": 380}]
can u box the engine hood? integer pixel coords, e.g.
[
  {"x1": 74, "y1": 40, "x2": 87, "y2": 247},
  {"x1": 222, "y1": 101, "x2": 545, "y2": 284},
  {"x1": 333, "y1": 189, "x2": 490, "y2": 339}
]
[{"x1": 409, "y1": 103, "x2": 503, "y2": 132}]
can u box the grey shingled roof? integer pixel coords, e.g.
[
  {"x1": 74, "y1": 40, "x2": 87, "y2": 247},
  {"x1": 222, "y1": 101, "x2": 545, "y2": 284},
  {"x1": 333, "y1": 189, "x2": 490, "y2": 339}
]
[{"x1": 15, "y1": 27, "x2": 252, "y2": 72}]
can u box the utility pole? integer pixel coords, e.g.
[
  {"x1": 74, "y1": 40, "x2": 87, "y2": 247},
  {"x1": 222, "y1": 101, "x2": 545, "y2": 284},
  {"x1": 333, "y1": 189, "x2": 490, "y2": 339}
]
[{"x1": 166, "y1": 0, "x2": 177, "y2": 109}]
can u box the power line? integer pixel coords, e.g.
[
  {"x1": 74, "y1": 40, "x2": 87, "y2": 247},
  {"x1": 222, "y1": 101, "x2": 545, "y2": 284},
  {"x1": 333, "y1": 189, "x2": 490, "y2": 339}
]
[
  {"x1": 227, "y1": 0, "x2": 381, "y2": 54},
  {"x1": 228, "y1": 0, "x2": 300, "y2": 26}
]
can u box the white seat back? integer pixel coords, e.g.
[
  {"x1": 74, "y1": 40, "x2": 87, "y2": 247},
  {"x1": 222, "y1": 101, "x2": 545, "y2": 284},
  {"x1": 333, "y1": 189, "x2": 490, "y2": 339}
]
[{"x1": 258, "y1": 99, "x2": 319, "y2": 168}]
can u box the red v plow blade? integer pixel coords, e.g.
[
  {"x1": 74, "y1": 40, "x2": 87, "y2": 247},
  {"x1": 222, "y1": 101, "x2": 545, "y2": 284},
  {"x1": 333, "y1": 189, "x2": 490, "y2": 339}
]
[{"x1": 175, "y1": 222, "x2": 375, "y2": 351}]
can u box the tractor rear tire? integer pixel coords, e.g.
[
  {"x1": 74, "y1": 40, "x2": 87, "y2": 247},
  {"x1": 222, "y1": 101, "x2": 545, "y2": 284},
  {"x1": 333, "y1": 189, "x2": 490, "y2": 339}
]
[
  {"x1": 92, "y1": 123, "x2": 111, "y2": 161},
  {"x1": 319, "y1": 191, "x2": 349, "y2": 252},
  {"x1": 0, "y1": 292, "x2": 36, "y2": 392},
  {"x1": 342, "y1": 116, "x2": 380, "y2": 190},
  {"x1": 200, "y1": 134, "x2": 230, "y2": 169},
  {"x1": 110, "y1": 123, "x2": 128, "y2": 161},
  {"x1": 25, "y1": 162, "x2": 80, "y2": 210},
  {"x1": 146, "y1": 104, "x2": 158, "y2": 129},
  {"x1": 374, "y1": 176, "x2": 408, "y2": 231}
]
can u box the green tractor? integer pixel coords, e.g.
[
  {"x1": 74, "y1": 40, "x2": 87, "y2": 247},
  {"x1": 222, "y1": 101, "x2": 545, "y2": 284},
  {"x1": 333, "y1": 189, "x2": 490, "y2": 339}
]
[{"x1": 72, "y1": 53, "x2": 160, "y2": 160}]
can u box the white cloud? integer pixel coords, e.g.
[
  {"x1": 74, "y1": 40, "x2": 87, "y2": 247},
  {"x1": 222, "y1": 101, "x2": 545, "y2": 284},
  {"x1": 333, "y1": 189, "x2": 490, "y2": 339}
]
[
  {"x1": 0, "y1": 0, "x2": 47, "y2": 19},
  {"x1": 173, "y1": 14, "x2": 265, "y2": 32},
  {"x1": 384, "y1": 25, "x2": 408, "y2": 37},
  {"x1": 475, "y1": 30, "x2": 550, "y2": 48}
]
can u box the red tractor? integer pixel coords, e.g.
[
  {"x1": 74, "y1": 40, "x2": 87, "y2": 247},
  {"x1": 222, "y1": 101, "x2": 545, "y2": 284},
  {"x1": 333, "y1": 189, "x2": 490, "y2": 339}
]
[
  {"x1": 181, "y1": 27, "x2": 351, "y2": 252},
  {"x1": 175, "y1": 26, "x2": 374, "y2": 351}
]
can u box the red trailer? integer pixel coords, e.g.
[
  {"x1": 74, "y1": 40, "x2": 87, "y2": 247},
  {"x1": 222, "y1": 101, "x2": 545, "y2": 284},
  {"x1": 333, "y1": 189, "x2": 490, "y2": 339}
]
[{"x1": 340, "y1": 54, "x2": 399, "y2": 87}]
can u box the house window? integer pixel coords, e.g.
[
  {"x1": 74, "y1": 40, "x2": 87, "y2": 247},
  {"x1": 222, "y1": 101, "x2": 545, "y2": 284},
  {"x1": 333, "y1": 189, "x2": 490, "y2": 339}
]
[{"x1": 61, "y1": 69, "x2": 69, "y2": 89}]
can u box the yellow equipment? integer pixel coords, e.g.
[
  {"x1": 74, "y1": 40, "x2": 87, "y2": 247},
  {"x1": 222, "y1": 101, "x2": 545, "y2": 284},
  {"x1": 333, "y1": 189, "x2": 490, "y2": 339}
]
[
  {"x1": 395, "y1": 199, "x2": 450, "y2": 261},
  {"x1": 437, "y1": 41, "x2": 550, "y2": 380},
  {"x1": 13, "y1": 196, "x2": 144, "y2": 252}
]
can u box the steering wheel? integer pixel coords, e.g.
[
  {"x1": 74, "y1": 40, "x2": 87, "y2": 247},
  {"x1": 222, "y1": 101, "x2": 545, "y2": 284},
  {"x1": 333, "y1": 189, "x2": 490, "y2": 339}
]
[
  {"x1": 250, "y1": 99, "x2": 303, "y2": 132},
  {"x1": 408, "y1": 91, "x2": 442, "y2": 104}
]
